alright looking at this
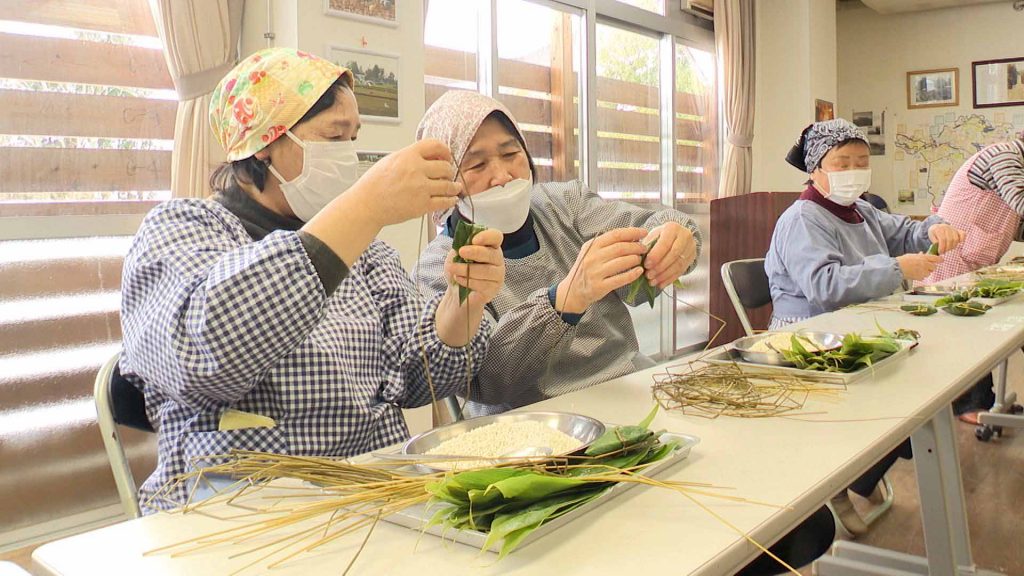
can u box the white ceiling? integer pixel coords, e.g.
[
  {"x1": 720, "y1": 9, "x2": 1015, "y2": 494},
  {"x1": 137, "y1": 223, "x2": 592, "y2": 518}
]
[{"x1": 858, "y1": 0, "x2": 1008, "y2": 14}]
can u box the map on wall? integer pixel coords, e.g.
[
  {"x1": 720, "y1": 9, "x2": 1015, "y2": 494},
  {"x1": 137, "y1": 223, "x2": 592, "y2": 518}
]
[{"x1": 894, "y1": 112, "x2": 1024, "y2": 208}]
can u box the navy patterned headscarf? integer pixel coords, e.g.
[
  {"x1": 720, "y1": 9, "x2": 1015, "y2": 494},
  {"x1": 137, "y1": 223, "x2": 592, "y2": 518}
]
[{"x1": 785, "y1": 119, "x2": 869, "y2": 173}]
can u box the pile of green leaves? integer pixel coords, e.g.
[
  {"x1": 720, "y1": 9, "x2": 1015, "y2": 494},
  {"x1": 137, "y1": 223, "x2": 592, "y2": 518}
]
[
  {"x1": 934, "y1": 280, "x2": 1023, "y2": 308},
  {"x1": 452, "y1": 220, "x2": 488, "y2": 304},
  {"x1": 959, "y1": 279, "x2": 1023, "y2": 299},
  {"x1": 780, "y1": 326, "x2": 914, "y2": 373},
  {"x1": 425, "y1": 407, "x2": 677, "y2": 558}
]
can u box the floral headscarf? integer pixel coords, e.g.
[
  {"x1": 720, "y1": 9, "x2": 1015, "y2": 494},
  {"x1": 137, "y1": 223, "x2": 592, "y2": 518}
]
[
  {"x1": 785, "y1": 119, "x2": 869, "y2": 173},
  {"x1": 416, "y1": 90, "x2": 534, "y2": 224},
  {"x1": 209, "y1": 47, "x2": 354, "y2": 161}
]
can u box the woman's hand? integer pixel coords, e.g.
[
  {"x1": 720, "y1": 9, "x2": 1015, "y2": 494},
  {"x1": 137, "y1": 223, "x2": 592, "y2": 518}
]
[
  {"x1": 444, "y1": 229, "x2": 506, "y2": 307},
  {"x1": 436, "y1": 229, "x2": 505, "y2": 346},
  {"x1": 303, "y1": 140, "x2": 463, "y2": 267},
  {"x1": 555, "y1": 228, "x2": 648, "y2": 314},
  {"x1": 352, "y1": 139, "x2": 463, "y2": 227},
  {"x1": 642, "y1": 222, "x2": 698, "y2": 289},
  {"x1": 927, "y1": 224, "x2": 965, "y2": 255},
  {"x1": 897, "y1": 253, "x2": 942, "y2": 281}
]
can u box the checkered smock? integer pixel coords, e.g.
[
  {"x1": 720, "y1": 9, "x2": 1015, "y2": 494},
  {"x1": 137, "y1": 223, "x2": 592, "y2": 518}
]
[
  {"x1": 415, "y1": 180, "x2": 703, "y2": 415},
  {"x1": 120, "y1": 199, "x2": 490, "y2": 511},
  {"x1": 925, "y1": 142, "x2": 1024, "y2": 284}
]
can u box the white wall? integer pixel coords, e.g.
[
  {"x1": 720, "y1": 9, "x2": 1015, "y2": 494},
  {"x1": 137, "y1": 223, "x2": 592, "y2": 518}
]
[
  {"x1": 838, "y1": 1, "x2": 1024, "y2": 215},
  {"x1": 241, "y1": 0, "x2": 428, "y2": 270},
  {"x1": 751, "y1": 0, "x2": 837, "y2": 193}
]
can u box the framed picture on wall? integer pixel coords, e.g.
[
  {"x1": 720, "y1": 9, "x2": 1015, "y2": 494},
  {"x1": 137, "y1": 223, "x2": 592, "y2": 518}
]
[
  {"x1": 324, "y1": 0, "x2": 397, "y2": 28},
  {"x1": 815, "y1": 99, "x2": 834, "y2": 121},
  {"x1": 327, "y1": 45, "x2": 400, "y2": 123},
  {"x1": 972, "y1": 57, "x2": 1024, "y2": 109},
  {"x1": 906, "y1": 68, "x2": 959, "y2": 109}
]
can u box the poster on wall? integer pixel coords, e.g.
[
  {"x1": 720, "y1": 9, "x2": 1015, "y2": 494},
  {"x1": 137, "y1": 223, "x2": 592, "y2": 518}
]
[
  {"x1": 972, "y1": 57, "x2": 1024, "y2": 109},
  {"x1": 814, "y1": 99, "x2": 834, "y2": 121},
  {"x1": 852, "y1": 110, "x2": 885, "y2": 156},
  {"x1": 324, "y1": 0, "x2": 397, "y2": 27},
  {"x1": 328, "y1": 46, "x2": 400, "y2": 123}
]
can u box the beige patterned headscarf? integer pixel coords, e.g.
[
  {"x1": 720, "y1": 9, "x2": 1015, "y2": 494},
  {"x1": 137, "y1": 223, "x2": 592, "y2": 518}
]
[{"x1": 416, "y1": 90, "x2": 533, "y2": 224}]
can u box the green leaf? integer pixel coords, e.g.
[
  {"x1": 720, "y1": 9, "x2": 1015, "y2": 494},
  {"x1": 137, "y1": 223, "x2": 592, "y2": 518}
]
[
  {"x1": 638, "y1": 404, "x2": 659, "y2": 429},
  {"x1": 489, "y1": 472, "x2": 589, "y2": 501},
  {"x1": 452, "y1": 220, "x2": 488, "y2": 304}
]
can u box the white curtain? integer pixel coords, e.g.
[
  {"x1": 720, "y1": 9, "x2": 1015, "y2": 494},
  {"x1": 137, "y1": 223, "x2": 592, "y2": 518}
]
[
  {"x1": 151, "y1": 0, "x2": 244, "y2": 199},
  {"x1": 714, "y1": 0, "x2": 755, "y2": 197}
]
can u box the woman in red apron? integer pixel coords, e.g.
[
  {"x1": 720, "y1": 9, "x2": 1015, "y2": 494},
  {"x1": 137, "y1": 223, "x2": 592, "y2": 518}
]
[{"x1": 926, "y1": 135, "x2": 1024, "y2": 423}]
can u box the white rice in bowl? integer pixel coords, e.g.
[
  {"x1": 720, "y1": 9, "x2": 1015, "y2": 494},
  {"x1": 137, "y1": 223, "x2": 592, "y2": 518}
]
[{"x1": 423, "y1": 420, "x2": 582, "y2": 471}]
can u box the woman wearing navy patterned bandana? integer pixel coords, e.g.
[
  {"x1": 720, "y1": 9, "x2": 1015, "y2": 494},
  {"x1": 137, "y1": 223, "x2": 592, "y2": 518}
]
[
  {"x1": 766, "y1": 119, "x2": 965, "y2": 537},
  {"x1": 119, "y1": 48, "x2": 508, "y2": 512},
  {"x1": 413, "y1": 91, "x2": 703, "y2": 417},
  {"x1": 766, "y1": 119, "x2": 964, "y2": 329}
]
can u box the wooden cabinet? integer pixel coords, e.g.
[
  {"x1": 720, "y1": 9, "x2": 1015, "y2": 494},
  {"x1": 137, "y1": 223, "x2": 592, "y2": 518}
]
[{"x1": 708, "y1": 192, "x2": 800, "y2": 346}]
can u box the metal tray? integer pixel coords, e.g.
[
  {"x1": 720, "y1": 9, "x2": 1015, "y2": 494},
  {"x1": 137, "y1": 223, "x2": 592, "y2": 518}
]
[
  {"x1": 702, "y1": 340, "x2": 914, "y2": 384},
  {"x1": 381, "y1": 431, "x2": 699, "y2": 554}
]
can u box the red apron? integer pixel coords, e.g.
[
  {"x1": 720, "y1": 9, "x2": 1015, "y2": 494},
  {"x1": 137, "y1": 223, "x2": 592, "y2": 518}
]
[{"x1": 924, "y1": 152, "x2": 1020, "y2": 284}]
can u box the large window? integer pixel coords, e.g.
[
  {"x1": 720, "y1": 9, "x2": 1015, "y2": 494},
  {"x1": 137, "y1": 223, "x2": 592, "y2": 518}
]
[
  {"x1": 595, "y1": 24, "x2": 662, "y2": 205},
  {"x1": 425, "y1": 0, "x2": 717, "y2": 357},
  {"x1": 0, "y1": 0, "x2": 175, "y2": 217},
  {"x1": 497, "y1": 0, "x2": 583, "y2": 183}
]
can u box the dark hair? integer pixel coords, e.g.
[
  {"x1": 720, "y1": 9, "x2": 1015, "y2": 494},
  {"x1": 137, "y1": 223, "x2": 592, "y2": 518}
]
[
  {"x1": 209, "y1": 77, "x2": 351, "y2": 194},
  {"x1": 485, "y1": 111, "x2": 537, "y2": 180}
]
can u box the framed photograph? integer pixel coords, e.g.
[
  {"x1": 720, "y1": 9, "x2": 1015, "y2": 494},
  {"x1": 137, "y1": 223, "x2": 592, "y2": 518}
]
[
  {"x1": 815, "y1": 99, "x2": 834, "y2": 122},
  {"x1": 972, "y1": 57, "x2": 1024, "y2": 109},
  {"x1": 906, "y1": 68, "x2": 959, "y2": 109},
  {"x1": 327, "y1": 46, "x2": 400, "y2": 123},
  {"x1": 356, "y1": 150, "x2": 390, "y2": 176},
  {"x1": 323, "y1": 0, "x2": 397, "y2": 28},
  {"x1": 852, "y1": 109, "x2": 885, "y2": 156}
]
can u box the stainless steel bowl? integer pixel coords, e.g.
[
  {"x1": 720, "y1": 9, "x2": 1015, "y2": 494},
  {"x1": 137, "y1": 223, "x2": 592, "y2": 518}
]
[
  {"x1": 731, "y1": 331, "x2": 844, "y2": 366},
  {"x1": 401, "y1": 411, "x2": 606, "y2": 472}
]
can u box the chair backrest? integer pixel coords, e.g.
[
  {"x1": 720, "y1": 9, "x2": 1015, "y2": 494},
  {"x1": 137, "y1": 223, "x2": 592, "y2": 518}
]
[
  {"x1": 721, "y1": 258, "x2": 771, "y2": 337},
  {"x1": 94, "y1": 351, "x2": 152, "y2": 518}
]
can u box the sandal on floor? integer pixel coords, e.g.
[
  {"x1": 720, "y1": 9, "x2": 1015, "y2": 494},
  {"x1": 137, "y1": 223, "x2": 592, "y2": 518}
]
[{"x1": 957, "y1": 411, "x2": 982, "y2": 425}]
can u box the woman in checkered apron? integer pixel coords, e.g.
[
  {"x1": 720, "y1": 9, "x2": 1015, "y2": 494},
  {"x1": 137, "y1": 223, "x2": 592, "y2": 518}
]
[
  {"x1": 924, "y1": 136, "x2": 1024, "y2": 284},
  {"x1": 924, "y1": 135, "x2": 1024, "y2": 422},
  {"x1": 413, "y1": 91, "x2": 703, "y2": 416},
  {"x1": 119, "y1": 49, "x2": 510, "y2": 512}
]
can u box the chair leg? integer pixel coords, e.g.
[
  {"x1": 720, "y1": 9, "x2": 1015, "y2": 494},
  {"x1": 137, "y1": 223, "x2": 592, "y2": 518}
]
[{"x1": 861, "y1": 475, "x2": 895, "y2": 526}]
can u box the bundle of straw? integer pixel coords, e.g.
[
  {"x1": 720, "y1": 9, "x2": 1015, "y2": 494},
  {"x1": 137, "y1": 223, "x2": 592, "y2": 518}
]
[
  {"x1": 652, "y1": 363, "x2": 845, "y2": 418},
  {"x1": 147, "y1": 449, "x2": 800, "y2": 575}
]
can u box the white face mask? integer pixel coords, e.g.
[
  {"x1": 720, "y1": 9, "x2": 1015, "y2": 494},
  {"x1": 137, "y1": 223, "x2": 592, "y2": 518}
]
[
  {"x1": 457, "y1": 177, "x2": 533, "y2": 233},
  {"x1": 267, "y1": 131, "x2": 359, "y2": 222},
  {"x1": 825, "y1": 168, "x2": 871, "y2": 206}
]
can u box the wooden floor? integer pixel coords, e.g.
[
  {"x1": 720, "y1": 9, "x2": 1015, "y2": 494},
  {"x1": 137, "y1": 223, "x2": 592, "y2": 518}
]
[{"x1": 4, "y1": 392, "x2": 1022, "y2": 576}]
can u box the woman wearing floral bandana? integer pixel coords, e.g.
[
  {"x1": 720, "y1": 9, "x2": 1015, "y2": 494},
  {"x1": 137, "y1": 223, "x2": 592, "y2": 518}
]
[
  {"x1": 766, "y1": 119, "x2": 964, "y2": 329},
  {"x1": 119, "y1": 48, "x2": 509, "y2": 511},
  {"x1": 766, "y1": 119, "x2": 965, "y2": 536}
]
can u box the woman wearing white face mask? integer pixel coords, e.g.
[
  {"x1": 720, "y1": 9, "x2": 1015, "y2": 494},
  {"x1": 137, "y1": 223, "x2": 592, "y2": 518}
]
[
  {"x1": 765, "y1": 119, "x2": 964, "y2": 329},
  {"x1": 413, "y1": 91, "x2": 703, "y2": 416},
  {"x1": 119, "y1": 48, "x2": 509, "y2": 511}
]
